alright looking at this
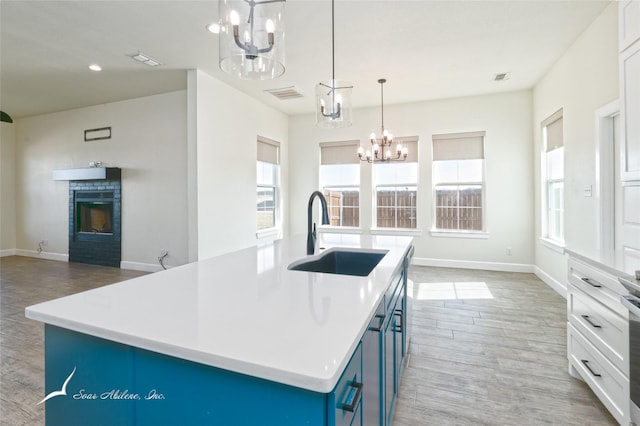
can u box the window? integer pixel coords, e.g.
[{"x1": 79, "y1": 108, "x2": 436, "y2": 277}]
[
  {"x1": 432, "y1": 131, "x2": 485, "y2": 232},
  {"x1": 373, "y1": 138, "x2": 419, "y2": 229},
  {"x1": 257, "y1": 137, "x2": 280, "y2": 232},
  {"x1": 542, "y1": 109, "x2": 564, "y2": 243},
  {"x1": 319, "y1": 141, "x2": 360, "y2": 227}
]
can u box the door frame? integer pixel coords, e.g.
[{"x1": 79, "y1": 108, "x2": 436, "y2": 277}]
[{"x1": 595, "y1": 99, "x2": 620, "y2": 252}]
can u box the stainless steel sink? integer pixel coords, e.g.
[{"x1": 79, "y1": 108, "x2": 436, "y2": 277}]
[{"x1": 287, "y1": 248, "x2": 388, "y2": 276}]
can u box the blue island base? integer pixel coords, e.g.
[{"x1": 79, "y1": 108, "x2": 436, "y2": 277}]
[{"x1": 43, "y1": 325, "x2": 362, "y2": 426}]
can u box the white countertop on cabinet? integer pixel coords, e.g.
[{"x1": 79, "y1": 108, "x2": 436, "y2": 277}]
[
  {"x1": 566, "y1": 247, "x2": 640, "y2": 280},
  {"x1": 25, "y1": 234, "x2": 413, "y2": 393}
]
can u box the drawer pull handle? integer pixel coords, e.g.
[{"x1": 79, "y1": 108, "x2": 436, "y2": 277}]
[
  {"x1": 581, "y1": 277, "x2": 601, "y2": 288},
  {"x1": 394, "y1": 310, "x2": 403, "y2": 333},
  {"x1": 581, "y1": 315, "x2": 602, "y2": 329},
  {"x1": 341, "y1": 381, "x2": 363, "y2": 412},
  {"x1": 581, "y1": 359, "x2": 602, "y2": 377},
  {"x1": 368, "y1": 314, "x2": 385, "y2": 333}
]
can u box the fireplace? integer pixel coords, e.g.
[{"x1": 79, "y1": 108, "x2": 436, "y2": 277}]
[
  {"x1": 76, "y1": 192, "x2": 114, "y2": 234},
  {"x1": 65, "y1": 169, "x2": 121, "y2": 267}
]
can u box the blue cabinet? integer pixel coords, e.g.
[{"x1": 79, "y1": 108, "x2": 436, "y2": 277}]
[
  {"x1": 42, "y1": 325, "x2": 365, "y2": 426},
  {"x1": 41, "y1": 249, "x2": 411, "y2": 426},
  {"x1": 363, "y1": 255, "x2": 409, "y2": 426},
  {"x1": 362, "y1": 302, "x2": 385, "y2": 425}
]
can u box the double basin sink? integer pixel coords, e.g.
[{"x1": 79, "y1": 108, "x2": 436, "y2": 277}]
[{"x1": 287, "y1": 248, "x2": 388, "y2": 277}]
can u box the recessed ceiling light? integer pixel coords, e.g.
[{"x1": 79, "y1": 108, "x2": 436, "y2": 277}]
[
  {"x1": 131, "y1": 52, "x2": 162, "y2": 67},
  {"x1": 207, "y1": 22, "x2": 220, "y2": 34},
  {"x1": 89, "y1": 64, "x2": 102, "y2": 72}
]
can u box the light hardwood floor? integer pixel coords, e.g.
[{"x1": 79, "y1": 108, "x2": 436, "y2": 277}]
[{"x1": 0, "y1": 256, "x2": 617, "y2": 425}]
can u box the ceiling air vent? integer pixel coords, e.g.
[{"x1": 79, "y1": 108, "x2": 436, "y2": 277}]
[
  {"x1": 494, "y1": 72, "x2": 509, "y2": 82},
  {"x1": 264, "y1": 86, "x2": 303, "y2": 100}
]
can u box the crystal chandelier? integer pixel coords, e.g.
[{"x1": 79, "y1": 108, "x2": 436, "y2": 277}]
[
  {"x1": 316, "y1": 0, "x2": 352, "y2": 127},
  {"x1": 358, "y1": 79, "x2": 408, "y2": 162},
  {"x1": 219, "y1": 0, "x2": 286, "y2": 80}
]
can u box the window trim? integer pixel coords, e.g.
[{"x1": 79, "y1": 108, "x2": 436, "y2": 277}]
[
  {"x1": 319, "y1": 141, "x2": 362, "y2": 228},
  {"x1": 373, "y1": 183, "x2": 418, "y2": 230},
  {"x1": 322, "y1": 184, "x2": 361, "y2": 229},
  {"x1": 540, "y1": 109, "x2": 564, "y2": 244},
  {"x1": 256, "y1": 136, "x2": 281, "y2": 239},
  {"x1": 431, "y1": 131, "x2": 486, "y2": 234},
  {"x1": 432, "y1": 161, "x2": 486, "y2": 233}
]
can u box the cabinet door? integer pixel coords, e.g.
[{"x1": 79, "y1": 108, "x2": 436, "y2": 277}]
[
  {"x1": 621, "y1": 39, "x2": 640, "y2": 181},
  {"x1": 362, "y1": 304, "x2": 384, "y2": 426},
  {"x1": 620, "y1": 1, "x2": 640, "y2": 52},
  {"x1": 384, "y1": 312, "x2": 396, "y2": 426}
]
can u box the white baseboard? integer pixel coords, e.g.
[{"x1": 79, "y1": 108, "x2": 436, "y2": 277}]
[
  {"x1": 120, "y1": 261, "x2": 166, "y2": 273},
  {"x1": 15, "y1": 249, "x2": 69, "y2": 262},
  {"x1": 534, "y1": 266, "x2": 567, "y2": 299},
  {"x1": 412, "y1": 257, "x2": 534, "y2": 273},
  {"x1": 4, "y1": 249, "x2": 165, "y2": 273}
]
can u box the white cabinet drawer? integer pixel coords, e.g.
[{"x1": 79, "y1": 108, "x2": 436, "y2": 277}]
[
  {"x1": 568, "y1": 287, "x2": 629, "y2": 375},
  {"x1": 569, "y1": 324, "x2": 629, "y2": 425},
  {"x1": 568, "y1": 257, "x2": 628, "y2": 317}
]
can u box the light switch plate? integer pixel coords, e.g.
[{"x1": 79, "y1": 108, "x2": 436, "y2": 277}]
[{"x1": 583, "y1": 185, "x2": 592, "y2": 197}]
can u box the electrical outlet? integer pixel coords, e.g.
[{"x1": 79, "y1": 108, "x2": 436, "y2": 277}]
[{"x1": 506, "y1": 247, "x2": 512, "y2": 256}]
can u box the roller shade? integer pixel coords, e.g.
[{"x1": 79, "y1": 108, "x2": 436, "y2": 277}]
[
  {"x1": 257, "y1": 137, "x2": 280, "y2": 164},
  {"x1": 320, "y1": 140, "x2": 360, "y2": 165},
  {"x1": 432, "y1": 131, "x2": 485, "y2": 161},
  {"x1": 542, "y1": 109, "x2": 563, "y2": 152},
  {"x1": 392, "y1": 137, "x2": 419, "y2": 163}
]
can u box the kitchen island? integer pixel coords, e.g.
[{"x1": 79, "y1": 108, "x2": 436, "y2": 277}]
[{"x1": 26, "y1": 233, "x2": 413, "y2": 425}]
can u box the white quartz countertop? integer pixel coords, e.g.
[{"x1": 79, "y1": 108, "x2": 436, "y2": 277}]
[
  {"x1": 26, "y1": 234, "x2": 413, "y2": 393},
  {"x1": 566, "y1": 247, "x2": 640, "y2": 280}
]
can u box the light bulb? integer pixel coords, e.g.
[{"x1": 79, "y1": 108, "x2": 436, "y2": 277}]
[
  {"x1": 357, "y1": 146, "x2": 364, "y2": 157},
  {"x1": 265, "y1": 19, "x2": 275, "y2": 33},
  {"x1": 373, "y1": 143, "x2": 380, "y2": 153},
  {"x1": 388, "y1": 133, "x2": 393, "y2": 141},
  {"x1": 370, "y1": 132, "x2": 376, "y2": 141},
  {"x1": 383, "y1": 129, "x2": 389, "y2": 138},
  {"x1": 335, "y1": 94, "x2": 343, "y2": 105},
  {"x1": 402, "y1": 146, "x2": 408, "y2": 156},
  {"x1": 230, "y1": 10, "x2": 240, "y2": 26},
  {"x1": 207, "y1": 22, "x2": 221, "y2": 34},
  {"x1": 366, "y1": 150, "x2": 372, "y2": 160},
  {"x1": 396, "y1": 143, "x2": 402, "y2": 154},
  {"x1": 385, "y1": 149, "x2": 391, "y2": 159},
  {"x1": 320, "y1": 99, "x2": 325, "y2": 108}
]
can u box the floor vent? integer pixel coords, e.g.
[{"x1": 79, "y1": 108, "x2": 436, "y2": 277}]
[{"x1": 264, "y1": 86, "x2": 303, "y2": 100}]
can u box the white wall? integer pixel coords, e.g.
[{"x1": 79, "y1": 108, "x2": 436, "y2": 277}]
[
  {"x1": 191, "y1": 70, "x2": 289, "y2": 260},
  {"x1": 1, "y1": 121, "x2": 17, "y2": 253},
  {"x1": 532, "y1": 3, "x2": 619, "y2": 290},
  {"x1": 289, "y1": 90, "x2": 534, "y2": 269},
  {"x1": 13, "y1": 90, "x2": 190, "y2": 268}
]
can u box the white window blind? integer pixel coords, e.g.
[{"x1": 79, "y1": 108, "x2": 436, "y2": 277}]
[
  {"x1": 432, "y1": 131, "x2": 485, "y2": 161},
  {"x1": 257, "y1": 136, "x2": 280, "y2": 165},
  {"x1": 542, "y1": 109, "x2": 563, "y2": 152},
  {"x1": 392, "y1": 137, "x2": 419, "y2": 162},
  {"x1": 320, "y1": 140, "x2": 360, "y2": 165}
]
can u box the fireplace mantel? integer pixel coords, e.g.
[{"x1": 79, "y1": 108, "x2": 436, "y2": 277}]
[{"x1": 53, "y1": 167, "x2": 121, "y2": 181}]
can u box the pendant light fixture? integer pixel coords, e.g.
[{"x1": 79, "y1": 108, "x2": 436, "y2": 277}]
[
  {"x1": 219, "y1": 0, "x2": 286, "y2": 80},
  {"x1": 358, "y1": 79, "x2": 407, "y2": 162},
  {"x1": 315, "y1": 0, "x2": 352, "y2": 128}
]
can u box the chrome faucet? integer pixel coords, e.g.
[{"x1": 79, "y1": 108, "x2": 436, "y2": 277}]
[{"x1": 307, "y1": 191, "x2": 330, "y2": 255}]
